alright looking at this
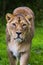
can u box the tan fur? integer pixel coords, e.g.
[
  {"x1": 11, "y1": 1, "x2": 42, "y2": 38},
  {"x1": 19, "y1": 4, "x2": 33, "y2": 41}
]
[{"x1": 6, "y1": 7, "x2": 34, "y2": 65}]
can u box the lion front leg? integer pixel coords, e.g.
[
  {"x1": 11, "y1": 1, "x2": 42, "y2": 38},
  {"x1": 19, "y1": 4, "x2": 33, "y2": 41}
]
[
  {"x1": 20, "y1": 52, "x2": 29, "y2": 65},
  {"x1": 8, "y1": 51, "x2": 16, "y2": 65}
]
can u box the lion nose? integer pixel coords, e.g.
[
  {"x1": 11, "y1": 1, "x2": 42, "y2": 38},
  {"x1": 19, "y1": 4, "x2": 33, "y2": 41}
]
[{"x1": 16, "y1": 32, "x2": 21, "y2": 35}]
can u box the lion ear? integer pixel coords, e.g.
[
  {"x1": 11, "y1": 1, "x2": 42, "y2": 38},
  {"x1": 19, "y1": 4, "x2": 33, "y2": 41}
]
[
  {"x1": 6, "y1": 13, "x2": 14, "y2": 22},
  {"x1": 25, "y1": 15, "x2": 33, "y2": 28},
  {"x1": 25, "y1": 15, "x2": 32, "y2": 24}
]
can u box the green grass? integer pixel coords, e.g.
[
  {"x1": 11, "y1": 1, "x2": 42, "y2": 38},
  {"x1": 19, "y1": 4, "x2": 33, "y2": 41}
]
[
  {"x1": 0, "y1": 21, "x2": 43, "y2": 65},
  {"x1": 30, "y1": 27, "x2": 43, "y2": 65}
]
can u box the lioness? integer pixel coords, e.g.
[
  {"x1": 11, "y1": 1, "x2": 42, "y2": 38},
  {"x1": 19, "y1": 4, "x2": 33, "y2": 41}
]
[{"x1": 6, "y1": 7, "x2": 34, "y2": 65}]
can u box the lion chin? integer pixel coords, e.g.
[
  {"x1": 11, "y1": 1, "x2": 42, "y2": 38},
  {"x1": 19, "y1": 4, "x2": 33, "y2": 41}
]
[{"x1": 14, "y1": 38, "x2": 23, "y2": 43}]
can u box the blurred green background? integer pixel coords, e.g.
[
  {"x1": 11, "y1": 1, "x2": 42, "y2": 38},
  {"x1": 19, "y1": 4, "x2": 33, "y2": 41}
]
[{"x1": 0, "y1": 0, "x2": 43, "y2": 65}]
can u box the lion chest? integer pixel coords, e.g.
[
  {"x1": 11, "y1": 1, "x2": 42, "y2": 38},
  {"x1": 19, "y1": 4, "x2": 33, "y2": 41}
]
[{"x1": 8, "y1": 43, "x2": 20, "y2": 58}]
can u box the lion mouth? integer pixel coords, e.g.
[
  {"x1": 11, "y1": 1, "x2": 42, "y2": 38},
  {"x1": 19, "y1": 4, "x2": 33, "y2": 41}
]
[
  {"x1": 14, "y1": 37, "x2": 23, "y2": 40},
  {"x1": 14, "y1": 37, "x2": 23, "y2": 43},
  {"x1": 14, "y1": 34, "x2": 23, "y2": 40}
]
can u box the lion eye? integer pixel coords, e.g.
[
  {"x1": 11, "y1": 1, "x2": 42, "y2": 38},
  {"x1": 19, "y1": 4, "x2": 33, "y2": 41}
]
[
  {"x1": 12, "y1": 23, "x2": 16, "y2": 27},
  {"x1": 23, "y1": 24, "x2": 26, "y2": 26},
  {"x1": 22, "y1": 24, "x2": 27, "y2": 29}
]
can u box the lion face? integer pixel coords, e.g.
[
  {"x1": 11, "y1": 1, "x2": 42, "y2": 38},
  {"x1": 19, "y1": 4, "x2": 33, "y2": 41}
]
[{"x1": 6, "y1": 13, "x2": 31, "y2": 43}]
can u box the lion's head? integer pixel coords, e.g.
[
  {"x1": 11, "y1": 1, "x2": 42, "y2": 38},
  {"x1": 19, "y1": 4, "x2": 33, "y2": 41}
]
[{"x1": 6, "y1": 7, "x2": 34, "y2": 43}]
